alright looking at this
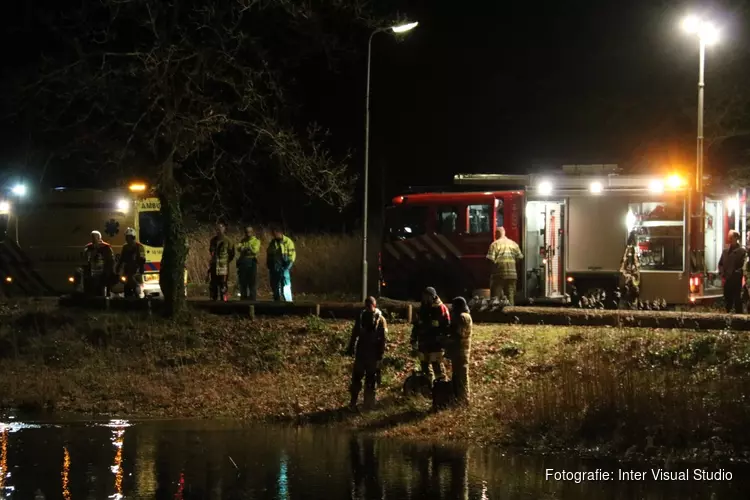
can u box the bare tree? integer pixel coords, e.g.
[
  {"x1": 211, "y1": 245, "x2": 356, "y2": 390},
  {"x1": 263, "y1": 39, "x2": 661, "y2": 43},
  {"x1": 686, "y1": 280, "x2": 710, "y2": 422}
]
[{"x1": 10, "y1": 0, "x2": 388, "y2": 315}]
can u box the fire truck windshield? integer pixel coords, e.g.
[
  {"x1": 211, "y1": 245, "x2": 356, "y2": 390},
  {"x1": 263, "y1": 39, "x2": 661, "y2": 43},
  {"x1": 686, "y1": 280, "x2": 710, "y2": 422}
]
[
  {"x1": 385, "y1": 206, "x2": 427, "y2": 241},
  {"x1": 139, "y1": 211, "x2": 164, "y2": 247}
]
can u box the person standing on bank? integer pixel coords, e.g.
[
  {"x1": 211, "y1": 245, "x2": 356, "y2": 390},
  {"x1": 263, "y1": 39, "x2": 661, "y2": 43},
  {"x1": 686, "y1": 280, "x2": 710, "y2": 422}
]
[
  {"x1": 719, "y1": 229, "x2": 746, "y2": 314},
  {"x1": 346, "y1": 296, "x2": 387, "y2": 411},
  {"x1": 447, "y1": 296, "x2": 473, "y2": 406},
  {"x1": 486, "y1": 226, "x2": 524, "y2": 304},
  {"x1": 410, "y1": 287, "x2": 450, "y2": 384},
  {"x1": 208, "y1": 221, "x2": 235, "y2": 302},
  {"x1": 266, "y1": 225, "x2": 296, "y2": 302},
  {"x1": 236, "y1": 225, "x2": 261, "y2": 301}
]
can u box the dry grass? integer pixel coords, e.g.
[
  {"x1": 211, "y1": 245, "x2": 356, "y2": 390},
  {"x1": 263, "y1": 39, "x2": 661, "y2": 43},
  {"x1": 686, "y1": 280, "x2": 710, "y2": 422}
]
[
  {"x1": 2, "y1": 301, "x2": 750, "y2": 460},
  {"x1": 185, "y1": 226, "x2": 361, "y2": 298}
]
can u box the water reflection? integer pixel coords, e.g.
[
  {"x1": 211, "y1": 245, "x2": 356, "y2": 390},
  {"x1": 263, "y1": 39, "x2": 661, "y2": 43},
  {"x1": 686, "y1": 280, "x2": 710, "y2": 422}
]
[
  {"x1": 0, "y1": 419, "x2": 745, "y2": 499},
  {"x1": 0, "y1": 426, "x2": 9, "y2": 498},
  {"x1": 62, "y1": 447, "x2": 70, "y2": 500},
  {"x1": 109, "y1": 420, "x2": 127, "y2": 499}
]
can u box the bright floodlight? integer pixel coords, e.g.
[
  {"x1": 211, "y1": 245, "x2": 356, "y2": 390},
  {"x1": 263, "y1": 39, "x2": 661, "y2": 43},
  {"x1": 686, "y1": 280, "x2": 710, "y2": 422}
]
[
  {"x1": 701, "y1": 22, "x2": 719, "y2": 45},
  {"x1": 11, "y1": 184, "x2": 26, "y2": 197},
  {"x1": 0, "y1": 201, "x2": 9, "y2": 213},
  {"x1": 538, "y1": 180, "x2": 553, "y2": 196},
  {"x1": 682, "y1": 15, "x2": 700, "y2": 34},
  {"x1": 589, "y1": 181, "x2": 603, "y2": 194},
  {"x1": 649, "y1": 179, "x2": 665, "y2": 194},
  {"x1": 392, "y1": 21, "x2": 418, "y2": 33},
  {"x1": 682, "y1": 16, "x2": 720, "y2": 45},
  {"x1": 116, "y1": 198, "x2": 129, "y2": 212}
]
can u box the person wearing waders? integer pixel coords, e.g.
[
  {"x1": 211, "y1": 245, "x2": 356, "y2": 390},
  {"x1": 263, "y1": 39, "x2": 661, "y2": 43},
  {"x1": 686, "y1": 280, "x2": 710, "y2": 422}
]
[
  {"x1": 447, "y1": 296, "x2": 473, "y2": 406},
  {"x1": 346, "y1": 296, "x2": 387, "y2": 411},
  {"x1": 266, "y1": 226, "x2": 296, "y2": 302},
  {"x1": 208, "y1": 221, "x2": 235, "y2": 302},
  {"x1": 410, "y1": 287, "x2": 450, "y2": 384},
  {"x1": 720, "y1": 230, "x2": 746, "y2": 314},
  {"x1": 236, "y1": 225, "x2": 261, "y2": 300}
]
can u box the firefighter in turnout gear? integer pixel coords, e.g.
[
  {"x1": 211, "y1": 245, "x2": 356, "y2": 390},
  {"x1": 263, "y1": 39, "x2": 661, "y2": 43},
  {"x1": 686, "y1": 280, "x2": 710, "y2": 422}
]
[
  {"x1": 410, "y1": 287, "x2": 450, "y2": 384},
  {"x1": 83, "y1": 230, "x2": 115, "y2": 297},
  {"x1": 116, "y1": 227, "x2": 146, "y2": 298},
  {"x1": 486, "y1": 226, "x2": 523, "y2": 305},
  {"x1": 266, "y1": 226, "x2": 296, "y2": 302},
  {"x1": 208, "y1": 221, "x2": 235, "y2": 302},
  {"x1": 447, "y1": 296, "x2": 473, "y2": 406},
  {"x1": 236, "y1": 225, "x2": 261, "y2": 300},
  {"x1": 347, "y1": 296, "x2": 387, "y2": 411},
  {"x1": 720, "y1": 230, "x2": 746, "y2": 314},
  {"x1": 619, "y1": 232, "x2": 641, "y2": 306}
]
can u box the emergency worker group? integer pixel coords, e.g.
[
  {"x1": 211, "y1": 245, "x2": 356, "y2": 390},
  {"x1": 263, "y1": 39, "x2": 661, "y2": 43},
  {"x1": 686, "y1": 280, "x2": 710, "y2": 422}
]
[
  {"x1": 79, "y1": 221, "x2": 297, "y2": 302},
  {"x1": 346, "y1": 288, "x2": 473, "y2": 411}
]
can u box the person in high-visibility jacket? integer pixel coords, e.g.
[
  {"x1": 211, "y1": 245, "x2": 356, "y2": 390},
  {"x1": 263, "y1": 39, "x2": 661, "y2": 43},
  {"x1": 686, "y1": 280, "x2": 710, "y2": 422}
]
[
  {"x1": 266, "y1": 226, "x2": 296, "y2": 302},
  {"x1": 208, "y1": 221, "x2": 235, "y2": 302},
  {"x1": 83, "y1": 230, "x2": 115, "y2": 297},
  {"x1": 486, "y1": 226, "x2": 523, "y2": 305},
  {"x1": 236, "y1": 225, "x2": 261, "y2": 301},
  {"x1": 116, "y1": 227, "x2": 146, "y2": 298}
]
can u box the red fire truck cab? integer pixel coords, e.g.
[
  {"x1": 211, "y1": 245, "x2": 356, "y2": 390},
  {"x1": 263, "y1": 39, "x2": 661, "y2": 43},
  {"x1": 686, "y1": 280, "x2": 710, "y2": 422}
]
[{"x1": 380, "y1": 166, "x2": 733, "y2": 306}]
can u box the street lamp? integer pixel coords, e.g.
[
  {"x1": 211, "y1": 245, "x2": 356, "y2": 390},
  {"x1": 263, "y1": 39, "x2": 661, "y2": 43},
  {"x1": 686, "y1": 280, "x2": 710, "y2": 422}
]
[
  {"x1": 681, "y1": 15, "x2": 719, "y2": 193},
  {"x1": 362, "y1": 20, "x2": 418, "y2": 301}
]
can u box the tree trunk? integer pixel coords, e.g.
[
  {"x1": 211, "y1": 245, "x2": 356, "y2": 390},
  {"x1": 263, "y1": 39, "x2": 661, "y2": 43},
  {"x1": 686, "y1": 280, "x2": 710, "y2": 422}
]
[{"x1": 157, "y1": 157, "x2": 188, "y2": 317}]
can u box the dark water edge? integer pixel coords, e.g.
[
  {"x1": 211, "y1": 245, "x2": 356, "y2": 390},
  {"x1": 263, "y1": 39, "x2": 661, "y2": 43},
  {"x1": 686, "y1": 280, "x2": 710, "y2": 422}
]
[{"x1": 0, "y1": 415, "x2": 748, "y2": 499}]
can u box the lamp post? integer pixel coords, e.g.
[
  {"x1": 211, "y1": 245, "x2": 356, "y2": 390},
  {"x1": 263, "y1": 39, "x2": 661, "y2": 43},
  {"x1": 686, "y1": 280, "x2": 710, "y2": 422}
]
[
  {"x1": 681, "y1": 16, "x2": 719, "y2": 278},
  {"x1": 682, "y1": 15, "x2": 719, "y2": 194},
  {"x1": 362, "y1": 21, "x2": 418, "y2": 302}
]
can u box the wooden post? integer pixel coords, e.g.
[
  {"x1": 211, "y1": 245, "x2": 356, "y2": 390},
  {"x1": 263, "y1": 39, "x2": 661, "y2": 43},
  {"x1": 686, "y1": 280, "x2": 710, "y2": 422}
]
[
  {"x1": 315, "y1": 304, "x2": 321, "y2": 317},
  {"x1": 249, "y1": 305, "x2": 255, "y2": 320},
  {"x1": 406, "y1": 304, "x2": 412, "y2": 323}
]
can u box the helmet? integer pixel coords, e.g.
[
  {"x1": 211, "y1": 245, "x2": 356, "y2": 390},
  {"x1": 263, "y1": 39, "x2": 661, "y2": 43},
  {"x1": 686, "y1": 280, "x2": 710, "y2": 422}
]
[
  {"x1": 125, "y1": 227, "x2": 136, "y2": 237},
  {"x1": 91, "y1": 230, "x2": 102, "y2": 238}
]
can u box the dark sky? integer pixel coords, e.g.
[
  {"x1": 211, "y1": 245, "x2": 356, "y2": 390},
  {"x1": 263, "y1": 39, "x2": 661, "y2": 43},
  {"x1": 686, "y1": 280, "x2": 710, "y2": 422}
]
[
  {"x1": 308, "y1": 0, "x2": 748, "y2": 198},
  {"x1": 2, "y1": 0, "x2": 748, "y2": 213}
]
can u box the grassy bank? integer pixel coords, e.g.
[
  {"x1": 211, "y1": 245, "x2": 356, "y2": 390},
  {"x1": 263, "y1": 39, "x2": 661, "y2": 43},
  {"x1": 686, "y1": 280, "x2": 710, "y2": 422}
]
[
  {"x1": 1, "y1": 301, "x2": 750, "y2": 461},
  {"x1": 186, "y1": 227, "x2": 360, "y2": 298}
]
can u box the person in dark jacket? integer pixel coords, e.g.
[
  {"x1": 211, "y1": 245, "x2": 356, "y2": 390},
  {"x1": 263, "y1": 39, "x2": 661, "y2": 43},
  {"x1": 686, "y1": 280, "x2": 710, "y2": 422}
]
[
  {"x1": 447, "y1": 296, "x2": 473, "y2": 406},
  {"x1": 410, "y1": 287, "x2": 450, "y2": 384},
  {"x1": 347, "y1": 296, "x2": 388, "y2": 410},
  {"x1": 719, "y1": 230, "x2": 747, "y2": 314}
]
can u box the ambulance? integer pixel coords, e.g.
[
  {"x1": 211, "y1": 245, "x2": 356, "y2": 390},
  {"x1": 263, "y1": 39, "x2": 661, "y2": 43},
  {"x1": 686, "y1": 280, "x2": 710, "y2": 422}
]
[{"x1": 0, "y1": 182, "x2": 181, "y2": 297}]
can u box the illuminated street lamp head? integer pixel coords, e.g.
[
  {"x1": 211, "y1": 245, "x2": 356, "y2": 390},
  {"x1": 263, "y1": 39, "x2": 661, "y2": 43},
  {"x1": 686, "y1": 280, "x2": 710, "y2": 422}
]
[
  {"x1": 391, "y1": 21, "x2": 419, "y2": 33},
  {"x1": 681, "y1": 15, "x2": 720, "y2": 45},
  {"x1": 11, "y1": 184, "x2": 26, "y2": 197}
]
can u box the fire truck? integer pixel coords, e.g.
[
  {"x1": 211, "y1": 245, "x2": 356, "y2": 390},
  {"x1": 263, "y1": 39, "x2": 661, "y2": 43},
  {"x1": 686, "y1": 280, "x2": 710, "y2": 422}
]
[
  {"x1": 0, "y1": 182, "x2": 177, "y2": 298},
  {"x1": 380, "y1": 165, "x2": 736, "y2": 306}
]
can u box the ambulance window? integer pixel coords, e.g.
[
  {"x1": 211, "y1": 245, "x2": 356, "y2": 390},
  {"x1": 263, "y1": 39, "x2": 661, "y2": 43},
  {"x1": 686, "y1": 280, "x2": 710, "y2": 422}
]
[
  {"x1": 495, "y1": 198, "x2": 504, "y2": 229},
  {"x1": 436, "y1": 206, "x2": 459, "y2": 234},
  {"x1": 386, "y1": 206, "x2": 427, "y2": 240},
  {"x1": 468, "y1": 204, "x2": 491, "y2": 234},
  {"x1": 139, "y1": 211, "x2": 164, "y2": 247},
  {"x1": 627, "y1": 200, "x2": 684, "y2": 271}
]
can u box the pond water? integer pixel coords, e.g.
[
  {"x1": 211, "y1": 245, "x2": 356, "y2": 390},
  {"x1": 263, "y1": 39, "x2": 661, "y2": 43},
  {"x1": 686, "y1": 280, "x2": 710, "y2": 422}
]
[{"x1": 0, "y1": 417, "x2": 747, "y2": 499}]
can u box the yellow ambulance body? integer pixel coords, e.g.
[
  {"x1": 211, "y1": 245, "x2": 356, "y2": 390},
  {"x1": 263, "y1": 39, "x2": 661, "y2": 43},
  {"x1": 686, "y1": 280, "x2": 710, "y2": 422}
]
[{"x1": 1, "y1": 183, "x2": 182, "y2": 297}]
